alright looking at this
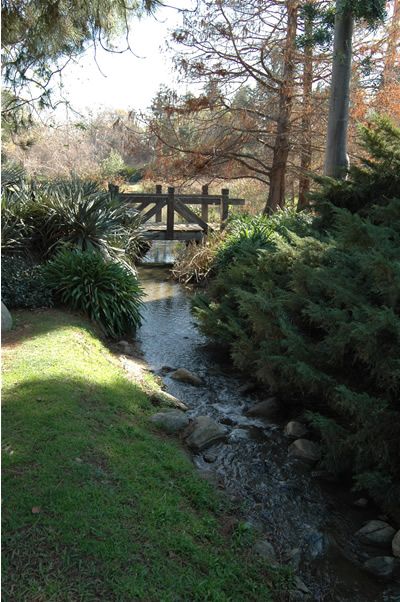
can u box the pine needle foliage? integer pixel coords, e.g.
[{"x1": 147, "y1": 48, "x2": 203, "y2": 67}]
[
  {"x1": 1, "y1": 0, "x2": 159, "y2": 123},
  {"x1": 312, "y1": 116, "x2": 400, "y2": 228},
  {"x1": 193, "y1": 118, "x2": 400, "y2": 508}
]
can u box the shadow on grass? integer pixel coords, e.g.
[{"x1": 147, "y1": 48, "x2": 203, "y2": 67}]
[
  {"x1": 2, "y1": 374, "x2": 285, "y2": 601},
  {"x1": 2, "y1": 307, "x2": 105, "y2": 347}
]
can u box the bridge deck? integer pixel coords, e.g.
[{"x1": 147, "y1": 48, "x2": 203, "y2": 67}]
[{"x1": 141, "y1": 223, "x2": 213, "y2": 241}]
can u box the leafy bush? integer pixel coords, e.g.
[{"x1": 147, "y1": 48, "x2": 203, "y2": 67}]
[
  {"x1": 1, "y1": 255, "x2": 53, "y2": 308},
  {"x1": 172, "y1": 210, "x2": 312, "y2": 286},
  {"x1": 100, "y1": 149, "x2": 125, "y2": 179},
  {"x1": 118, "y1": 166, "x2": 145, "y2": 183},
  {"x1": 43, "y1": 250, "x2": 144, "y2": 337},
  {"x1": 193, "y1": 118, "x2": 400, "y2": 508},
  {"x1": 215, "y1": 213, "x2": 273, "y2": 271},
  {"x1": 1, "y1": 175, "x2": 145, "y2": 264}
]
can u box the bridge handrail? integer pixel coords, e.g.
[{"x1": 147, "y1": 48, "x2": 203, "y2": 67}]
[{"x1": 108, "y1": 183, "x2": 246, "y2": 238}]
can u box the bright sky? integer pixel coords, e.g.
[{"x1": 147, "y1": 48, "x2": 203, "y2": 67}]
[{"x1": 55, "y1": 1, "x2": 196, "y2": 121}]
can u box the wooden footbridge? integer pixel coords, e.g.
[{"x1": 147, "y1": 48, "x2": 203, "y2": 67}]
[{"x1": 109, "y1": 184, "x2": 245, "y2": 241}]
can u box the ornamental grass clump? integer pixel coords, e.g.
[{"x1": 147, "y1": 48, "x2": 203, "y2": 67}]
[
  {"x1": 172, "y1": 233, "x2": 224, "y2": 285},
  {"x1": 44, "y1": 250, "x2": 144, "y2": 337}
]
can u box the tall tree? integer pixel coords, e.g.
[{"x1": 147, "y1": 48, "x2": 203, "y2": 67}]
[
  {"x1": 324, "y1": 0, "x2": 386, "y2": 178},
  {"x1": 383, "y1": 0, "x2": 400, "y2": 84},
  {"x1": 159, "y1": 0, "x2": 305, "y2": 212},
  {"x1": 296, "y1": 0, "x2": 333, "y2": 208},
  {"x1": 297, "y1": 5, "x2": 314, "y2": 210},
  {"x1": 265, "y1": 0, "x2": 298, "y2": 213}
]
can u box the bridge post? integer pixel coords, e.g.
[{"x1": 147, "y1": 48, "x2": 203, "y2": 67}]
[
  {"x1": 108, "y1": 183, "x2": 120, "y2": 197},
  {"x1": 167, "y1": 186, "x2": 175, "y2": 240},
  {"x1": 221, "y1": 188, "x2": 230, "y2": 230},
  {"x1": 201, "y1": 184, "x2": 209, "y2": 227},
  {"x1": 155, "y1": 184, "x2": 162, "y2": 222}
]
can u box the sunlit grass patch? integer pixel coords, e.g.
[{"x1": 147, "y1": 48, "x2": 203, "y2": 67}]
[{"x1": 2, "y1": 309, "x2": 287, "y2": 601}]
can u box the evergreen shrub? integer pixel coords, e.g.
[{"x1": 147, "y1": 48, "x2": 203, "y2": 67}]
[
  {"x1": 193, "y1": 117, "x2": 400, "y2": 508},
  {"x1": 1, "y1": 255, "x2": 53, "y2": 309},
  {"x1": 43, "y1": 250, "x2": 144, "y2": 337}
]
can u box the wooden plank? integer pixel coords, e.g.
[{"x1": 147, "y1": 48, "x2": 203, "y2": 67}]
[
  {"x1": 143, "y1": 223, "x2": 203, "y2": 232},
  {"x1": 141, "y1": 200, "x2": 167, "y2": 223},
  {"x1": 119, "y1": 193, "x2": 245, "y2": 205},
  {"x1": 174, "y1": 198, "x2": 212, "y2": 234},
  {"x1": 201, "y1": 184, "x2": 209, "y2": 223},
  {"x1": 221, "y1": 188, "x2": 229, "y2": 230},
  {"x1": 167, "y1": 187, "x2": 175, "y2": 239},
  {"x1": 131, "y1": 200, "x2": 152, "y2": 212},
  {"x1": 142, "y1": 230, "x2": 204, "y2": 241},
  {"x1": 155, "y1": 184, "x2": 162, "y2": 222}
]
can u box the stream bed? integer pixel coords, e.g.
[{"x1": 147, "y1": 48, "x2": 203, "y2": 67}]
[{"x1": 136, "y1": 259, "x2": 400, "y2": 602}]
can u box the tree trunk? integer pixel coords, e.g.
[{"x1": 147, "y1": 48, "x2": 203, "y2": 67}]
[
  {"x1": 264, "y1": 0, "x2": 298, "y2": 214},
  {"x1": 324, "y1": 1, "x2": 353, "y2": 179},
  {"x1": 298, "y1": 9, "x2": 313, "y2": 211},
  {"x1": 383, "y1": 0, "x2": 399, "y2": 85}
]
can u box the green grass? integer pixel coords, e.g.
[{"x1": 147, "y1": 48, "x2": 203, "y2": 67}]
[{"x1": 2, "y1": 309, "x2": 286, "y2": 601}]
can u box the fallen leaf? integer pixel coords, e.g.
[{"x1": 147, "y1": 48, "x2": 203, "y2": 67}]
[{"x1": 31, "y1": 506, "x2": 41, "y2": 514}]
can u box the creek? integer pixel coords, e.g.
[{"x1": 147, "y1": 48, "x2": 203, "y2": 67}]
[{"x1": 135, "y1": 242, "x2": 399, "y2": 602}]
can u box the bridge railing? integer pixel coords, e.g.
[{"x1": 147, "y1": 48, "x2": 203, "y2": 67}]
[{"x1": 108, "y1": 183, "x2": 245, "y2": 239}]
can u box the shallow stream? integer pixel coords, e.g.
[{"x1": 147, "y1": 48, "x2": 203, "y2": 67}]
[{"x1": 135, "y1": 246, "x2": 399, "y2": 602}]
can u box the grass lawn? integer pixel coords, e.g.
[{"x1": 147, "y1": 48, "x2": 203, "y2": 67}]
[{"x1": 2, "y1": 309, "x2": 287, "y2": 601}]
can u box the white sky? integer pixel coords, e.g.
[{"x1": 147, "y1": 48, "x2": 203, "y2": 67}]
[{"x1": 54, "y1": 1, "x2": 196, "y2": 121}]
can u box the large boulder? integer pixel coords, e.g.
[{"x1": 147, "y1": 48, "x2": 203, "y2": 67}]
[
  {"x1": 253, "y1": 539, "x2": 276, "y2": 562},
  {"x1": 288, "y1": 439, "x2": 320, "y2": 464},
  {"x1": 150, "y1": 410, "x2": 190, "y2": 434},
  {"x1": 170, "y1": 368, "x2": 203, "y2": 386},
  {"x1": 149, "y1": 390, "x2": 188, "y2": 411},
  {"x1": 392, "y1": 530, "x2": 400, "y2": 558},
  {"x1": 284, "y1": 420, "x2": 308, "y2": 438},
  {"x1": 1, "y1": 301, "x2": 12, "y2": 333},
  {"x1": 356, "y1": 520, "x2": 396, "y2": 547},
  {"x1": 117, "y1": 340, "x2": 135, "y2": 355},
  {"x1": 246, "y1": 398, "x2": 278, "y2": 418},
  {"x1": 290, "y1": 577, "x2": 312, "y2": 601},
  {"x1": 203, "y1": 448, "x2": 218, "y2": 463},
  {"x1": 303, "y1": 530, "x2": 329, "y2": 560},
  {"x1": 363, "y1": 556, "x2": 400, "y2": 581},
  {"x1": 185, "y1": 416, "x2": 228, "y2": 451},
  {"x1": 283, "y1": 547, "x2": 302, "y2": 571}
]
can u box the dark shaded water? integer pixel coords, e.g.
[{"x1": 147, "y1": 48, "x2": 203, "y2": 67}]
[{"x1": 136, "y1": 258, "x2": 400, "y2": 602}]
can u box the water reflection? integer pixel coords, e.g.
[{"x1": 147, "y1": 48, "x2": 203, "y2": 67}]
[{"x1": 140, "y1": 240, "x2": 184, "y2": 265}]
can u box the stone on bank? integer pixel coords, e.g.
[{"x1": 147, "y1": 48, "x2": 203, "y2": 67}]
[
  {"x1": 170, "y1": 368, "x2": 203, "y2": 386},
  {"x1": 185, "y1": 416, "x2": 228, "y2": 451},
  {"x1": 1, "y1": 301, "x2": 12, "y2": 333},
  {"x1": 150, "y1": 410, "x2": 190, "y2": 434}
]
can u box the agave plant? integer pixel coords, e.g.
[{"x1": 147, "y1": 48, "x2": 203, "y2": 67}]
[
  {"x1": 41, "y1": 179, "x2": 144, "y2": 259},
  {"x1": 1, "y1": 174, "x2": 147, "y2": 264},
  {"x1": 1, "y1": 164, "x2": 35, "y2": 254}
]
